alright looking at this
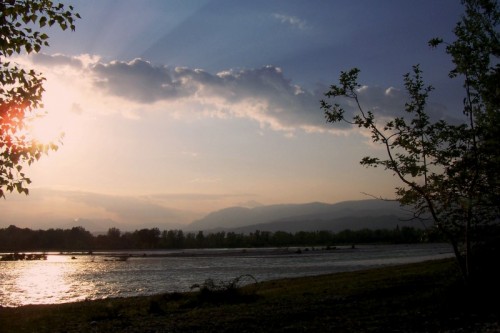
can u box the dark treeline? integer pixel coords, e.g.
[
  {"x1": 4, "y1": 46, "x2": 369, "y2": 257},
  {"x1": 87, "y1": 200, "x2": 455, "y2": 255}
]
[{"x1": 0, "y1": 225, "x2": 445, "y2": 252}]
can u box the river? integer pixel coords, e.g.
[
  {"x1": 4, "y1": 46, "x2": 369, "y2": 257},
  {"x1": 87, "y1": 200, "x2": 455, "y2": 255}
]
[{"x1": 0, "y1": 243, "x2": 453, "y2": 307}]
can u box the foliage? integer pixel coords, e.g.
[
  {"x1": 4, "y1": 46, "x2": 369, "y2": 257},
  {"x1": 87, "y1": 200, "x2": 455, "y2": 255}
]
[
  {"x1": 0, "y1": 0, "x2": 80, "y2": 198},
  {"x1": 190, "y1": 274, "x2": 259, "y2": 304},
  {"x1": 0, "y1": 225, "x2": 434, "y2": 252},
  {"x1": 321, "y1": 0, "x2": 499, "y2": 285}
]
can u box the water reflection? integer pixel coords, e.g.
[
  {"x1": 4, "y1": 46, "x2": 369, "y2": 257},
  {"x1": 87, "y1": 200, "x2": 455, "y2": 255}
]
[
  {"x1": 0, "y1": 255, "x2": 99, "y2": 307},
  {"x1": 0, "y1": 244, "x2": 453, "y2": 307},
  {"x1": 15, "y1": 260, "x2": 72, "y2": 304}
]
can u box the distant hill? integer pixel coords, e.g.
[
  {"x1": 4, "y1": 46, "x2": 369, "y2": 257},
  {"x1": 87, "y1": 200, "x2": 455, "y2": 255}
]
[
  {"x1": 230, "y1": 215, "x2": 411, "y2": 234},
  {"x1": 187, "y1": 199, "x2": 423, "y2": 233}
]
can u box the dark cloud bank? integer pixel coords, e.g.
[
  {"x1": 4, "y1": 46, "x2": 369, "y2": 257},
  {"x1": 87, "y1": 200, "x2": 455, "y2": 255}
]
[{"x1": 31, "y1": 54, "x2": 452, "y2": 133}]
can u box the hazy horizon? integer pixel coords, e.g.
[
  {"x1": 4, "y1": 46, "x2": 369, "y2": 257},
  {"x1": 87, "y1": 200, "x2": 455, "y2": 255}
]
[
  {"x1": 1, "y1": 197, "x2": 399, "y2": 231},
  {"x1": 1, "y1": 1, "x2": 466, "y2": 231}
]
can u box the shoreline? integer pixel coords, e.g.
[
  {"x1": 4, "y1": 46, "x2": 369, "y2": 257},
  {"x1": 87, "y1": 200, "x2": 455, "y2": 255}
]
[
  {"x1": 1, "y1": 244, "x2": 454, "y2": 308},
  {"x1": 39, "y1": 242, "x2": 450, "y2": 258},
  {"x1": 1, "y1": 258, "x2": 498, "y2": 332},
  {"x1": 0, "y1": 245, "x2": 360, "y2": 260},
  {"x1": 94, "y1": 246, "x2": 349, "y2": 258}
]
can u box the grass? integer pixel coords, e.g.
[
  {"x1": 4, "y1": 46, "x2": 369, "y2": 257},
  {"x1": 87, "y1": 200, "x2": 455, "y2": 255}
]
[{"x1": 1, "y1": 259, "x2": 498, "y2": 332}]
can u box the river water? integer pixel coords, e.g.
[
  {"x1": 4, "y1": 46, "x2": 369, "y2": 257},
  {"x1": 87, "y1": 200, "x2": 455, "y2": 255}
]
[{"x1": 0, "y1": 243, "x2": 453, "y2": 308}]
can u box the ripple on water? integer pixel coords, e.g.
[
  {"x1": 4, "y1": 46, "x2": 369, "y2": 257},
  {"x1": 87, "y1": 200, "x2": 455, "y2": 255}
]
[{"x1": 0, "y1": 244, "x2": 453, "y2": 307}]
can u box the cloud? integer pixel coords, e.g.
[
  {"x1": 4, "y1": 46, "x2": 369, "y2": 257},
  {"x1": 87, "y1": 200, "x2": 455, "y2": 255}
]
[
  {"x1": 28, "y1": 52, "x2": 84, "y2": 68},
  {"x1": 0, "y1": 189, "x2": 196, "y2": 230},
  {"x1": 90, "y1": 60, "x2": 335, "y2": 133},
  {"x1": 354, "y1": 85, "x2": 446, "y2": 121},
  {"x1": 189, "y1": 177, "x2": 221, "y2": 184},
  {"x1": 92, "y1": 58, "x2": 183, "y2": 103},
  {"x1": 146, "y1": 193, "x2": 255, "y2": 202},
  {"x1": 24, "y1": 53, "x2": 450, "y2": 135},
  {"x1": 273, "y1": 13, "x2": 309, "y2": 30},
  {"x1": 0, "y1": 189, "x2": 261, "y2": 230},
  {"x1": 70, "y1": 103, "x2": 83, "y2": 115},
  {"x1": 60, "y1": 191, "x2": 185, "y2": 224}
]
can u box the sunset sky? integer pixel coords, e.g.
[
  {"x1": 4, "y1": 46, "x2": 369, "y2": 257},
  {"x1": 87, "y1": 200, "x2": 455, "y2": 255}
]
[{"x1": 2, "y1": 0, "x2": 466, "y2": 230}]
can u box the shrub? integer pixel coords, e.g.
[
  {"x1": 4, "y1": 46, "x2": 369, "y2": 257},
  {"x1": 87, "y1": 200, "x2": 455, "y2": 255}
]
[{"x1": 190, "y1": 274, "x2": 259, "y2": 304}]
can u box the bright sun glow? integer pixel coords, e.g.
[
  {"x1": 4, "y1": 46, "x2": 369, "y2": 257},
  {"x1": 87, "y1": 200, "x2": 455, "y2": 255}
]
[
  {"x1": 28, "y1": 113, "x2": 66, "y2": 144},
  {"x1": 26, "y1": 75, "x2": 85, "y2": 145}
]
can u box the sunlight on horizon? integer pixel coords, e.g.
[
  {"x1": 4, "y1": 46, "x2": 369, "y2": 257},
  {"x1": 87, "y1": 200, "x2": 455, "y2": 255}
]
[{"x1": 3, "y1": 51, "x2": 406, "y2": 228}]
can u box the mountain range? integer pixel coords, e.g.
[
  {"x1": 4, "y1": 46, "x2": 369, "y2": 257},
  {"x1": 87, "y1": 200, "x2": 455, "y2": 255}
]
[
  {"x1": 4, "y1": 199, "x2": 426, "y2": 234},
  {"x1": 186, "y1": 199, "x2": 424, "y2": 233}
]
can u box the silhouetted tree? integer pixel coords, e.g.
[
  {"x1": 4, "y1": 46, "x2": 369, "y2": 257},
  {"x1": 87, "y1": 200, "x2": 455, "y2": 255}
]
[
  {"x1": 64, "y1": 226, "x2": 93, "y2": 250},
  {"x1": 271, "y1": 231, "x2": 294, "y2": 246},
  {"x1": 0, "y1": 1, "x2": 80, "y2": 197},
  {"x1": 184, "y1": 231, "x2": 197, "y2": 248},
  {"x1": 0, "y1": 225, "x2": 429, "y2": 251},
  {"x1": 95, "y1": 229, "x2": 124, "y2": 250},
  {"x1": 321, "y1": 0, "x2": 499, "y2": 285},
  {"x1": 195, "y1": 231, "x2": 205, "y2": 248},
  {"x1": 133, "y1": 228, "x2": 160, "y2": 249}
]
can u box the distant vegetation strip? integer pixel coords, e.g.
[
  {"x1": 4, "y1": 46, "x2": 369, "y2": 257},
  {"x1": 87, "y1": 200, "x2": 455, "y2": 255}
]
[{"x1": 0, "y1": 225, "x2": 445, "y2": 252}]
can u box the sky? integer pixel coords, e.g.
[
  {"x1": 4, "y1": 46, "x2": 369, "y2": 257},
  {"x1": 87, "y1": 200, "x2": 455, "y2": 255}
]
[{"x1": 1, "y1": 0, "x2": 467, "y2": 231}]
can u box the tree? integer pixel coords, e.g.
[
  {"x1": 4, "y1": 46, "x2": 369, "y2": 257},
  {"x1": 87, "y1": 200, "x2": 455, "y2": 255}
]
[
  {"x1": 321, "y1": 0, "x2": 499, "y2": 286},
  {"x1": 0, "y1": 0, "x2": 80, "y2": 198}
]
